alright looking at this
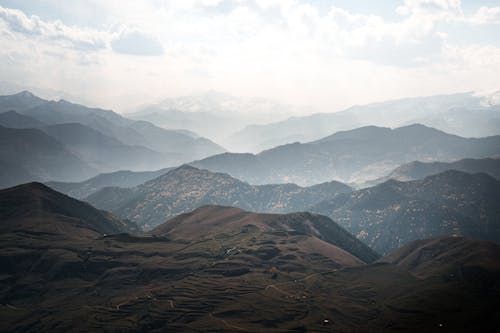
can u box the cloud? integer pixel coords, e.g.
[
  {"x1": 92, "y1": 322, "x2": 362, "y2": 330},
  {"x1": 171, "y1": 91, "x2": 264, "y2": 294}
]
[
  {"x1": 396, "y1": 0, "x2": 463, "y2": 20},
  {"x1": 111, "y1": 30, "x2": 164, "y2": 56},
  {"x1": 0, "y1": 1, "x2": 499, "y2": 113},
  {"x1": 0, "y1": 5, "x2": 106, "y2": 51},
  {"x1": 470, "y1": 6, "x2": 500, "y2": 25}
]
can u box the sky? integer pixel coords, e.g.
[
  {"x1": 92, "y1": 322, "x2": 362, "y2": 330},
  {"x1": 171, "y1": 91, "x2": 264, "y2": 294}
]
[{"x1": 0, "y1": 0, "x2": 499, "y2": 113}]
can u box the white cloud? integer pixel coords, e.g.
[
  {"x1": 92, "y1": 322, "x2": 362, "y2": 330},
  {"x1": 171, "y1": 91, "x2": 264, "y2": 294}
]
[
  {"x1": 0, "y1": 6, "x2": 106, "y2": 51},
  {"x1": 111, "y1": 29, "x2": 164, "y2": 56},
  {"x1": 396, "y1": 0, "x2": 463, "y2": 19},
  {"x1": 470, "y1": 6, "x2": 500, "y2": 25}
]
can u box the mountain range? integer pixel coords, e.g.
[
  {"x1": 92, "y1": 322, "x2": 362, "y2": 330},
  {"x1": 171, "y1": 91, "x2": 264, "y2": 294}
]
[
  {"x1": 229, "y1": 91, "x2": 500, "y2": 152},
  {"x1": 191, "y1": 124, "x2": 500, "y2": 185},
  {"x1": 2, "y1": 87, "x2": 500, "y2": 331},
  {"x1": 0, "y1": 91, "x2": 226, "y2": 185},
  {"x1": 1, "y1": 183, "x2": 499, "y2": 332},
  {"x1": 0, "y1": 125, "x2": 97, "y2": 186},
  {"x1": 47, "y1": 167, "x2": 173, "y2": 199},
  {"x1": 311, "y1": 170, "x2": 500, "y2": 254},
  {"x1": 86, "y1": 165, "x2": 352, "y2": 230},
  {"x1": 128, "y1": 91, "x2": 298, "y2": 146},
  {"x1": 363, "y1": 157, "x2": 500, "y2": 187}
]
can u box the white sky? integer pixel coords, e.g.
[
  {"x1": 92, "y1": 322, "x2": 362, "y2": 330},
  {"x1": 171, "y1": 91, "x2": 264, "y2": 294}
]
[{"x1": 0, "y1": 0, "x2": 499, "y2": 113}]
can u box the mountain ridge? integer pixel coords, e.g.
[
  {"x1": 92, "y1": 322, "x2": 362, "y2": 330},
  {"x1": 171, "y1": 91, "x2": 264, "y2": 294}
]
[
  {"x1": 0, "y1": 91, "x2": 226, "y2": 168},
  {"x1": 86, "y1": 165, "x2": 353, "y2": 230},
  {"x1": 191, "y1": 124, "x2": 500, "y2": 185},
  {"x1": 311, "y1": 170, "x2": 500, "y2": 254},
  {"x1": 0, "y1": 182, "x2": 137, "y2": 236},
  {"x1": 229, "y1": 91, "x2": 500, "y2": 152}
]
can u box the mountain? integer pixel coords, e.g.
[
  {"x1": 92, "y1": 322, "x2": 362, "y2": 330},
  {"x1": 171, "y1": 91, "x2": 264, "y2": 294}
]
[
  {"x1": 39, "y1": 123, "x2": 170, "y2": 172},
  {"x1": 380, "y1": 236, "x2": 500, "y2": 280},
  {"x1": 128, "y1": 91, "x2": 297, "y2": 146},
  {"x1": 191, "y1": 124, "x2": 500, "y2": 185},
  {"x1": 0, "y1": 81, "x2": 89, "y2": 105},
  {"x1": 0, "y1": 182, "x2": 137, "y2": 236},
  {"x1": 0, "y1": 160, "x2": 35, "y2": 189},
  {"x1": 229, "y1": 91, "x2": 500, "y2": 152},
  {"x1": 0, "y1": 125, "x2": 96, "y2": 186},
  {"x1": 364, "y1": 157, "x2": 500, "y2": 187},
  {"x1": 0, "y1": 110, "x2": 46, "y2": 128},
  {"x1": 310, "y1": 170, "x2": 500, "y2": 254},
  {"x1": 0, "y1": 91, "x2": 226, "y2": 166},
  {"x1": 0, "y1": 90, "x2": 46, "y2": 112},
  {"x1": 46, "y1": 167, "x2": 173, "y2": 199},
  {"x1": 1, "y1": 195, "x2": 499, "y2": 331},
  {"x1": 127, "y1": 120, "x2": 224, "y2": 161},
  {"x1": 86, "y1": 165, "x2": 352, "y2": 230},
  {"x1": 151, "y1": 205, "x2": 379, "y2": 264}
]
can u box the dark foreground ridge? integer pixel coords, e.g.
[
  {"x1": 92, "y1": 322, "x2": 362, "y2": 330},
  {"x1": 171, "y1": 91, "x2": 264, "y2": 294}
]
[{"x1": 1, "y1": 184, "x2": 499, "y2": 332}]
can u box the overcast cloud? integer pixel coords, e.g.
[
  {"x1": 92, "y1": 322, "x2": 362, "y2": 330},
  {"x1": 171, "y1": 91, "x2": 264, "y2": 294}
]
[{"x1": 0, "y1": 0, "x2": 499, "y2": 112}]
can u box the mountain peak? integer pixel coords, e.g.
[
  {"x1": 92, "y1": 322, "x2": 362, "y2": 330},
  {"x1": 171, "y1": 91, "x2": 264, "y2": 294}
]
[
  {"x1": 147, "y1": 164, "x2": 236, "y2": 186},
  {"x1": 15, "y1": 90, "x2": 36, "y2": 98},
  {"x1": 0, "y1": 182, "x2": 137, "y2": 235},
  {"x1": 172, "y1": 164, "x2": 200, "y2": 172},
  {"x1": 8, "y1": 181, "x2": 53, "y2": 193},
  {"x1": 395, "y1": 123, "x2": 441, "y2": 132}
]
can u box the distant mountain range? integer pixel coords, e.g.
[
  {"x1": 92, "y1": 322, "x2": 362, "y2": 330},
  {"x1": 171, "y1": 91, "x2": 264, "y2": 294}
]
[
  {"x1": 230, "y1": 91, "x2": 500, "y2": 152},
  {"x1": 0, "y1": 110, "x2": 46, "y2": 128},
  {"x1": 39, "y1": 122, "x2": 170, "y2": 172},
  {"x1": 128, "y1": 91, "x2": 298, "y2": 146},
  {"x1": 1, "y1": 183, "x2": 499, "y2": 331},
  {"x1": 0, "y1": 91, "x2": 225, "y2": 186},
  {"x1": 86, "y1": 165, "x2": 352, "y2": 230},
  {"x1": 362, "y1": 157, "x2": 500, "y2": 187},
  {"x1": 0, "y1": 125, "x2": 97, "y2": 185},
  {"x1": 0, "y1": 91, "x2": 226, "y2": 158},
  {"x1": 47, "y1": 167, "x2": 173, "y2": 199},
  {"x1": 311, "y1": 170, "x2": 500, "y2": 254},
  {"x1": 191, "y1": 124, "x2": 500, "y2": 185}
]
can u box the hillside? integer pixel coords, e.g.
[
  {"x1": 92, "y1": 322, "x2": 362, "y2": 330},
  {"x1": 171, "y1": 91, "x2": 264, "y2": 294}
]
[
  {"x1": 86, "y1": 165, "x2": 352, "y2": 230},
  {"x1": 47, "y1": 167, "x2": 173, "y2": 199},
  {"x1": 380, "y1": 236, "x2": 500, "y2": 280},
  {"x1": 0, "y1": 125, "x2": 96, "y2": 185},
  {"x1": 0, "y1": 110, "x2": 46, "y2": 128},
  {"x1": 364, "y1": 157, "x2": 500, "y2": 187},
  {"x1": 192, "y1": 124, "x2": 500, "y2": 185},
  {"x1": 1, "y1": 197, "x2": 499, "y2": 331},
  {"x1": 311, "y1": 170, "x2": 500, "y2": 254},
  {"x1": 0, "y1": 182, "x2": 137, "y2": 236},
  {"x1": 151, "y1": 205, "x2": 379, "y2": 264},
  {"x1": 40, "y1": 123, "x2": 170, "y2": 172}
]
